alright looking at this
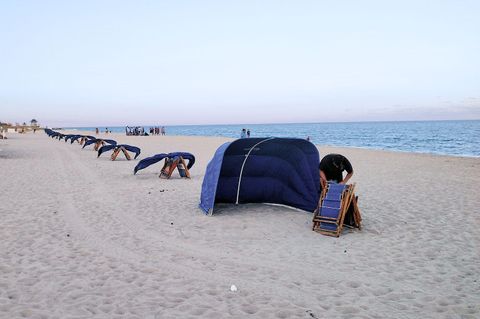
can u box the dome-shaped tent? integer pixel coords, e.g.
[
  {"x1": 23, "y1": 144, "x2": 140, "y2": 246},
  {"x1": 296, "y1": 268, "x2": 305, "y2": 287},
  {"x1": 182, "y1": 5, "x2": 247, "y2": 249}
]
[{"x1": 199, "y1": 137, "x2": 320, "y2": 215}]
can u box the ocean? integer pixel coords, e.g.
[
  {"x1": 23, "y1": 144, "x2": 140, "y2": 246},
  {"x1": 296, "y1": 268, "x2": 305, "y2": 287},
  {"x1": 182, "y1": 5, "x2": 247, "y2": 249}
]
[{"x1": 68, "y1": 120, "x2": 480, "y2": 157}]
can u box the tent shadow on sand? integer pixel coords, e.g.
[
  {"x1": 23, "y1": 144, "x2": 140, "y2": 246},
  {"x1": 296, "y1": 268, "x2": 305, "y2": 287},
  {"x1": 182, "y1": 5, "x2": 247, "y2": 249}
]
[{"x1": 210, "y1": 202, "x2": 310, "y2": 217}]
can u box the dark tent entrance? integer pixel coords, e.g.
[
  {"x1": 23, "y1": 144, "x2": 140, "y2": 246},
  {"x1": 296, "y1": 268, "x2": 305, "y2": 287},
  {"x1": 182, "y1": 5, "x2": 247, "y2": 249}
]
[{"x1": 200, "y1": 138, "x2": 320, "y2": 215}]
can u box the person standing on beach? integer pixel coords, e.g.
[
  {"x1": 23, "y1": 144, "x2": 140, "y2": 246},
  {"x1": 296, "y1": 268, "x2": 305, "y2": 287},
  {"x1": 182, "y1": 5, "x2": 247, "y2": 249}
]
[
  {"x1": 105, "y1": 128, "x2": 108, "y2": 134},
  {"x1": 319, "y1": 154, "x2": 353, "y2": 189},
  {"x1": 246, "y1": 129, "x2": 250, "y2": 138},
  {"x1": 161, "y1": 126, "x2": 166, "y2": 135},
  {"x1": 240, "y1": 128, "x2": 246, "y2": 138},
  {"x1": 96, "y1": 128, "x2": 99, "y2": 135}
]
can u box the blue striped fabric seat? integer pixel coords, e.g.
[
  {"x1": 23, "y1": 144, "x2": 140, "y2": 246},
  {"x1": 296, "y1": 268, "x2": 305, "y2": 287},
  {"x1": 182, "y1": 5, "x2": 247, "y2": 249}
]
[
  {"x1": 322, "y1": 199, "x2": 341, "y2": 209},
  {"x1": 312, "y1": 182, "x2": 361, "y2": 236},
  {"x1": 319, "y1": 223, "x2": 338, "y2": 231},
  {"x1": 317, "y1": 183, "x2": 347, "y2": 232}
]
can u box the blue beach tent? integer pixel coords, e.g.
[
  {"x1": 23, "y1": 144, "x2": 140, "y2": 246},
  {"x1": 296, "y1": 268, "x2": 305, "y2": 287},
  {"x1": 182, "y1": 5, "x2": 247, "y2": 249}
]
[{"x1": 199, "y1": 137, "x2": 320, "y2": 215}]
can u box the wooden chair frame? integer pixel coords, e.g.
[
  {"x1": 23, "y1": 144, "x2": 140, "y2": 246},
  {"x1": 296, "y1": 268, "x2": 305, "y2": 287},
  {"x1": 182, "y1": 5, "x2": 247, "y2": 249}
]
[
  {"x1": 110, "y1": 146, "x2": 132, "y2": 161},
  {"x1": 312, "y1": 183, "x2": 362, "y2": 237},
  {"x1": 94, "y1": 140, "x2": 105, "y2": 151},
  {"x1": 159, "y1": 156, "x2": 191, "y2": 179}
]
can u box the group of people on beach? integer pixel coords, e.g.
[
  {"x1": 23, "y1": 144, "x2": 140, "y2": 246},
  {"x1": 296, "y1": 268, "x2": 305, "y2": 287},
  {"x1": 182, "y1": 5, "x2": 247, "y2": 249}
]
[
  {"x1": 240, "y1": 128, "x2": 251, "y2": 138},
  {"x1": 123, "y1": 126, "x2": 165, "y2": 136},
  {"x1": 95, "y1": 128, "x2": 111, "y2": 134},
  {"x1": 124, "y1": 126, "x2": 166, "y2": 136},
  {"x1": 149, "y1": 126, "x2": 166, "y2": 135},
  {"x1": 125, "y1": 126, "x2": 146, "y2": 136}
]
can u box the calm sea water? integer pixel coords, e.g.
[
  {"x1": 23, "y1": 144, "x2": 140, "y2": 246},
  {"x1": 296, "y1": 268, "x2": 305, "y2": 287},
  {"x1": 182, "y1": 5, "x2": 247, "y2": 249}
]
[{"x1": 68, "y1": 120, "x2": 480, "y2": 157}]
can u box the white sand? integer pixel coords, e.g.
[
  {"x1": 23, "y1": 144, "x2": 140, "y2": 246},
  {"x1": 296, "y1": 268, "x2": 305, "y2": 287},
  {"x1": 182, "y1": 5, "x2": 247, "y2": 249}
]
[{"x1": 1, "y1": 131, "x2": 479, "y2": 318}]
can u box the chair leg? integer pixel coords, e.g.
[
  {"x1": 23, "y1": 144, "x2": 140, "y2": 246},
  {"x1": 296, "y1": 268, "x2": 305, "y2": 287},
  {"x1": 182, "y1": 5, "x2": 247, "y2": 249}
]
[
  {"x1": 177, "y1": 157, "x2": 190, "y2": 178},
  {"x1": 121, "y1": 147, "x2": 131, "y2": 160},
  {"x1": 160, "y1": 158, "x2": 177, "y2": 179},
  {"x1": 94, "y1": 141, "x2": 104, "y2": 151},
  {"x1": 159, "y1": 160, "x2": 169, "y2": 179},
  {"x1": 168, "y1": 159, "x2": 179, "y2": 178},
  {"x1": 312, "y1": 186, "x2": 327, "y2": 232},
  {"x1": 352, "y1": 195, "x2": 362, "y2": 229},
  {"x1": 111, "y1": 148, "x2": 121, "y2": 161},
  {"x1": 336, "y1": 185, "x2": 356, "y2": 236}
]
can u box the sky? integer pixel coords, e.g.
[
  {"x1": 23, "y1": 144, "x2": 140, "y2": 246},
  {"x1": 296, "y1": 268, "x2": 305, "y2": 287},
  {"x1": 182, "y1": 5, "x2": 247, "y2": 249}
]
[{"x1": 1, "y1": 0, "x2": 479, "y2": 127}]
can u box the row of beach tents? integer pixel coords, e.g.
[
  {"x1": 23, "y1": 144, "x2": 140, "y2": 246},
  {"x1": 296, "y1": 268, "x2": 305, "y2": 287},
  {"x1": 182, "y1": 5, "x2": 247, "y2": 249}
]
[{"x1": 43, "y1": 129, "x2": 194, "y2": 177}]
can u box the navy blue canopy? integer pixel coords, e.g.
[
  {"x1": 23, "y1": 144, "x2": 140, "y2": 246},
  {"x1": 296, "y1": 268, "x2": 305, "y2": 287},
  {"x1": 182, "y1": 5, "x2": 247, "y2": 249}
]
[
  {"x1": 97, "y1": 144, "x2": 141, "y2": 159},
  {"x1": 70, "y1": 135, "x2": 84, "y2": 144},
  {"x1": 199, "y1": 138, "x2": 320, "y2": 215},
  {"x1": 64, "y1": 134, "x2": 78, "y2": 142},
  {"x1": 134, "y1": 152, "x2": 195, "y2": 175},
  {"x1": 82, "y1": 138, "x2": 117, "y2": 149}
]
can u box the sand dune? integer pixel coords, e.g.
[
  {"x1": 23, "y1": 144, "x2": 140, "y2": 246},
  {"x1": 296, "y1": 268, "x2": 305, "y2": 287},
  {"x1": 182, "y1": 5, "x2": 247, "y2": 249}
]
[{"x1": 1, "y1": 131, "x2": 479, "y2": 318}]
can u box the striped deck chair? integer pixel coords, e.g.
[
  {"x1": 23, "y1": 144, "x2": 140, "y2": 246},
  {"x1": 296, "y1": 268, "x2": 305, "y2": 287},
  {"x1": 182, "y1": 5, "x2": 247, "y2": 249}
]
[{"x1": 312, "y1": 183, "x2": 362, "y2": 237}]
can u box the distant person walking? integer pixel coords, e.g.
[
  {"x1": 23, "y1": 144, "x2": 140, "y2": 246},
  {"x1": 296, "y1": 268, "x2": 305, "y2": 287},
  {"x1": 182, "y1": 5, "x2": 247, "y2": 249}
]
[
  {"x1": 105, "y1": 128, "x2": 109, "y2": 134},
  {"x1": 96, "y1": 128, "x2": 99, "y2": 135},
  {"x1": 161, "y1": 126, "x2": 166, "y2": 135},
  {"x1": 246, "y1": 129, "x2": 251, "y2": 138},
  {"x1": 240, "y1": 128, "x2": 246, "y2": 138}
]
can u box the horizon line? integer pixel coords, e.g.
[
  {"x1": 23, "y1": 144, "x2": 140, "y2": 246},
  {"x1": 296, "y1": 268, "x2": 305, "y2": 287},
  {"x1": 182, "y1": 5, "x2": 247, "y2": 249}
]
[{"x1": 59, "y1": 118, "x2": 480, "y2": 128}]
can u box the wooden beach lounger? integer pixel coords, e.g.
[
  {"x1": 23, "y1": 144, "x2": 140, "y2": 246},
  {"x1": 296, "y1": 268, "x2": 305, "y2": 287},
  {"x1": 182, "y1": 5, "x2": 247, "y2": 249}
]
[{"x1": 312, "y1": 183, "x2": 362, "y2": 237}]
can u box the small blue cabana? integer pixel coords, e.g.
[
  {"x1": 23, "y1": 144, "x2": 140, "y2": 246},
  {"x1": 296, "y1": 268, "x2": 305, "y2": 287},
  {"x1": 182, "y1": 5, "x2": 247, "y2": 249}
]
[{"x1": 199, "y1": 137, "x2": 320, "y2": 215}]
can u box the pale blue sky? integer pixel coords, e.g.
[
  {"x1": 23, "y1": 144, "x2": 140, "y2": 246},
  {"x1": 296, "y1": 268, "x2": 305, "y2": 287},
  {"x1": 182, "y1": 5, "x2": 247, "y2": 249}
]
[{"x1": 1, "y1": 0, "x2": 479, "y2": 127}]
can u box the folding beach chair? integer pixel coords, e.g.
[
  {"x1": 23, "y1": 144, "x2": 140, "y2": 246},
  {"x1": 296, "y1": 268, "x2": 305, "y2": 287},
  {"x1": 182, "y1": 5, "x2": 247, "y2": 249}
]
[
  {"x1": 79, "y1": 136, "x2": 88, "y2": 145},
  {"x1": 94, "y1": 140, "x2": 105, "y2": 151},
  {"x1": 312, "y1": 183, "x2": 362, "y2": 237},
  {"x1": 98, "y1": 144, "x2": 140, "y2": 161},
  {"x1": 111, "y1": 146, "x2": 132, "y2": 161},
  {"x1": 134, "y1": 152, "x2": 195, "y2": 178},
  {"x1": 160, "y1": 156, "x2": 191, "y2": 179}
]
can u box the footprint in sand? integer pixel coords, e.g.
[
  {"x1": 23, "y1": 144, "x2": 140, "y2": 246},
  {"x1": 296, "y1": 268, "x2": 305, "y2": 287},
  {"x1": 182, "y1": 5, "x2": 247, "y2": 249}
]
[
  {"x1": 241, "y1": 304, "x2": 259, "y2": 315},
  {"x1": 275, "y1": 310, "x2": 294, "y2": 319},
  {"x1": 346, "y1": 281, "x2": 362, "y2": 289}
]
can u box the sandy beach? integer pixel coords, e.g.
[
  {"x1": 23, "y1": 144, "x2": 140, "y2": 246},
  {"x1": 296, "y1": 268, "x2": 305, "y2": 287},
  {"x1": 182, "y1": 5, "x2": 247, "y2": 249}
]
[{"x1": 1, "y1": 131, "x2": 479, "y2": 319}]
